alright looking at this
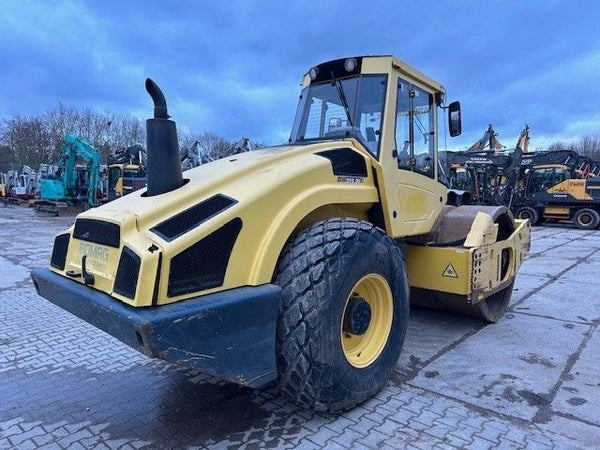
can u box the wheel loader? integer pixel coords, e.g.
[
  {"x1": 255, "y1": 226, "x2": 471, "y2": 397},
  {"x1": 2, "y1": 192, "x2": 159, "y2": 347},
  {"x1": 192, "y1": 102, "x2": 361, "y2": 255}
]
[{"x1": 32, "y1": 55, "x2": 530, "y2": 412}]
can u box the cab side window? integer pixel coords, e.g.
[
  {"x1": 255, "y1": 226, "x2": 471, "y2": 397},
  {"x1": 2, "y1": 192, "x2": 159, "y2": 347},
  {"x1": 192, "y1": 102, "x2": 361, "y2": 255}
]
[
  {"x1": 395, "y1": 79, "x2": 435, "y2": 177},
  {"x1": 395, "y1": 80, "x2": 410, "y2": 169},
  {"x1": 530, "y1": 168, "x2": 566, "y2": 193},
  {"x1": 412, "y1": 86, "x2": 434, "y2": 176}
]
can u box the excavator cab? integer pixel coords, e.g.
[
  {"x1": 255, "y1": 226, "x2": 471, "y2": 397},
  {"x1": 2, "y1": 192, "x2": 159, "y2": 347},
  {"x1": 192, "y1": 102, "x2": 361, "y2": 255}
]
[{"x1": 528, "y1": 166, "x2": 570, "y2": 194}]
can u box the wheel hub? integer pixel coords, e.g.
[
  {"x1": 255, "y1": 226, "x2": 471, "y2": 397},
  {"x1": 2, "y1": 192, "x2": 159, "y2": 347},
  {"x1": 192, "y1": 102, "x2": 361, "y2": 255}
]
[
  {"x1": 580, "y1": 214, "x2": 591, "y2": 225},
  {"x1": 343, "y1": 295, "x2": 372, "y2": 335},
  {"x1": 341, "y1": 274, "x2": 394, "y2": 368}
]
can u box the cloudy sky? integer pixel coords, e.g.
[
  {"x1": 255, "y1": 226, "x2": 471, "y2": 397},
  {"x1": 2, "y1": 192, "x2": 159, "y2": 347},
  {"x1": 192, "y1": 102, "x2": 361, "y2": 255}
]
[{"x1": 1, "y1": 1, "x2": 599, "y2": 150}]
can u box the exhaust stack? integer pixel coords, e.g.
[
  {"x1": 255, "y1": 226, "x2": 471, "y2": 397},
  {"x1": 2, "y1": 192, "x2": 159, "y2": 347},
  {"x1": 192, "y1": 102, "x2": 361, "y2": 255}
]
[{"x1": 145, "y1": 78, "x2": 184, "y2": 196}]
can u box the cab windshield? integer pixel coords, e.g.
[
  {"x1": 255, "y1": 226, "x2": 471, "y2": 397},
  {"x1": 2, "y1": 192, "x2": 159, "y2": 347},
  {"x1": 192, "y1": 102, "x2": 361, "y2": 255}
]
[{"x1": 289, "y1": 75, "x2": 387, "y2": 158}]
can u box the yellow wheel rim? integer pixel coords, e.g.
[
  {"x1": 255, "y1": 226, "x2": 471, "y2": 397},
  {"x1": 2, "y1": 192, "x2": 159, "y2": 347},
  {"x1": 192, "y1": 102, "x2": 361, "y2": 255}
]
[{"x1": 341, "y1": 274, "x2": 393, "y2": 368}]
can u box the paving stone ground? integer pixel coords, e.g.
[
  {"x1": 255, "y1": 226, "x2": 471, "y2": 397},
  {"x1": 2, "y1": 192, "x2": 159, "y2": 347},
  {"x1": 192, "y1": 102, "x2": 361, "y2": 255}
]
[{"x1": 1, "y1": 205, "x2": 599, "y2": 449}]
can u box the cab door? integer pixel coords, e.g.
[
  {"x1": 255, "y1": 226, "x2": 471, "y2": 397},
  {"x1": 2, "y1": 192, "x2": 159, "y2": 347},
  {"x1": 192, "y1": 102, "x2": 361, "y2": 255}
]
[{"x1": 378, "y1": 76, "x2": 446, "y2": 238}]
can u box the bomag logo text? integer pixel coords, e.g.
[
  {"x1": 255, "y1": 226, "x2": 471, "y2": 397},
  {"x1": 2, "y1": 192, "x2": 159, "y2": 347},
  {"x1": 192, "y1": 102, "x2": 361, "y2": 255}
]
[{"x1": 79, "y1": 242, "x2": 109, "y2": 261}]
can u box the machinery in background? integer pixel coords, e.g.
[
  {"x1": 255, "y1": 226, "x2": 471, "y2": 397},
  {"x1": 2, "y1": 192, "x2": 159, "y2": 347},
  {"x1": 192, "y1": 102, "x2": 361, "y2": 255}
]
[
  {"x1": 180, "y1": 141, "x2": 202, "y2": 170},
  {"x1": 228, "y1": 137, "x2": 263, "y2": 155},
  {"x1": 443, "y1": 148, "x2": 522, "y2": 206},
  {"x1": 467, "y1": 124, "x2": 506, "y2": 151},
  {"x1": 513, "y1": 150, "x2": 600, "y2": 229},
  {"x1": 180, "y1": 137, "x2": 263, "y2": 169},
  {"x1": 443, "y1": 124, "x2": 529, "y2": 207},
  {"x1": 0, "y1": 172, "x2": 6, "y2": 204},
  {"x1": 0, "y1": 166, "x2": 39, "y2": 204},
  {"x1": 516, "y1": 124, "x2": 530, "y2": 153},
  {"x1": 444, "y1": 132, "x2": 600, "y2": 230},
  {"x1": 107, "y1": 144, "x2": 146, "y2": 201},
  {"x1": 35, "y1": 135, "x2": 101, "y2": 215}
]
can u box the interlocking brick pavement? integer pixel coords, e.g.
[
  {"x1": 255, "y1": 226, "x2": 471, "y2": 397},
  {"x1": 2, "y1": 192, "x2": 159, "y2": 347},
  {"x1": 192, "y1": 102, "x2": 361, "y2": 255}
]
[{"x1": 1, "y1": 206, "x2": 599, "y2": 449}]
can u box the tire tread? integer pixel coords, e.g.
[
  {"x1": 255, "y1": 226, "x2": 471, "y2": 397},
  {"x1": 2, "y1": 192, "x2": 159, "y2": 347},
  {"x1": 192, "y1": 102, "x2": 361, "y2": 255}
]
[{"x1": 274, "y1": 218, "x2": 404, "y2": 411}]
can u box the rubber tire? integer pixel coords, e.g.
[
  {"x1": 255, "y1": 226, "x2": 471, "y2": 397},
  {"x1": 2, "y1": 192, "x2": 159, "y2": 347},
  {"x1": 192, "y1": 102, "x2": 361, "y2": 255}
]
[
  {"x1": 515, "y1": 206, "x2": 539, "y2": 225},
  {"x1": 573, "y1": 208, "x2": 600, "y2": 230},
  {"x1": 274, "y1": 218, "x2": 409, "y2": 412}
]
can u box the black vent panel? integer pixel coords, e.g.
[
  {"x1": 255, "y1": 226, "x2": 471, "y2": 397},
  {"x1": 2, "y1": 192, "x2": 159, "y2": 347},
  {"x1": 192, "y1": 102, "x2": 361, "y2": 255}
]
[
  {"x1": 113, "y1": 247, "x2": 141, "y2": 299},
  {"x1": 73, "y1": 219, "x2": 120, "y2": 248},
  {"x1": 151, "y1": 194, "x2": 237, "y2": 242},
  {"x1": 168, "y1": 218, "x2": 242, "y2": 297},
  {"x1": 50, "y1": 234, "x2": 70, "y2": 270},
  {"x1": 317, "y1": 149, "x2": 368, "y2": 177}
]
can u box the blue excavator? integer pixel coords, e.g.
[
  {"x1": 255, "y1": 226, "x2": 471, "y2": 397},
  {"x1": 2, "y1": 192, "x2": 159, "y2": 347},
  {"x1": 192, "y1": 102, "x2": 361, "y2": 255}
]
[{"x1": 35, "y1": 134, "x2": 101, "y2": 215}]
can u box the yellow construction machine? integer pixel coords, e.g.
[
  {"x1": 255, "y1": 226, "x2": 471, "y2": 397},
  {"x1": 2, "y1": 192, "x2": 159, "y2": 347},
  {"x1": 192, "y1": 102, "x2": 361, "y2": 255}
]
[
  {"x1": 32, "y1": 55, "x2": 530, "y2": 412},
  {"x1": 107, "y1": 163, "x2": 146, "y2": 200},
  {"x1": 107, "y1": 144, "x2": 147, "y2": 201},
  {"x1": 513, "y1": 149, "x2": 600, "y2": 228}
]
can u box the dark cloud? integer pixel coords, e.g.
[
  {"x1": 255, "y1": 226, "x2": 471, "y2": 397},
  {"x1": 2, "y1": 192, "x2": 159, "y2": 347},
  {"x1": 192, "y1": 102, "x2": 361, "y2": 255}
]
[{"x1": 1, "y1": 0, "x2": 599, "y2": 148}]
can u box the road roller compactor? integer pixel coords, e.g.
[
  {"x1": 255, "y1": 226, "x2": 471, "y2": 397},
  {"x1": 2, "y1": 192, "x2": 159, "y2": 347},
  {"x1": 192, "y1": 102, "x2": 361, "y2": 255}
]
[{"x1": 32, "y1": 55, "x2": 530, "y2": 412}]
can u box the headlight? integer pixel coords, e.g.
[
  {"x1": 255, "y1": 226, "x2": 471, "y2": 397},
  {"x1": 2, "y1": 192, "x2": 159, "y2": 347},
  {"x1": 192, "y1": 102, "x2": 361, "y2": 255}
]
[{"x1": 344, "y1": 58, "x2": 357, "y2": 72}]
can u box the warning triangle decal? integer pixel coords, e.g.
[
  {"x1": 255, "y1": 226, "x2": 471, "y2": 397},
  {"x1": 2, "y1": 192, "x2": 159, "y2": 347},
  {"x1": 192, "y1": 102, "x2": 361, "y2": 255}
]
[{"x1": 442, "y1": 264, "x2": 459, "y2": 278}]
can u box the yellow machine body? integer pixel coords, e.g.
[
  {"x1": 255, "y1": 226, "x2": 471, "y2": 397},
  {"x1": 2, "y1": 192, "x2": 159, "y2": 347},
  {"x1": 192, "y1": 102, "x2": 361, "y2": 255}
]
[
  {"x1": 56, "y1": 142, "x2": 380, "y2": 306},
  {"x1": 33, "y1": 55, "x2": 531, "y2": 394},
  {"x1": 407, "y1": 218, "x2": 529, "y2": 302}
]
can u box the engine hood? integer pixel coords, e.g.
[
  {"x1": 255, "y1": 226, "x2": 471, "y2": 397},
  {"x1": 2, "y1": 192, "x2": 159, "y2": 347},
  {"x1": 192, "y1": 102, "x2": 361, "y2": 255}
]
[
  {"x1": 86, "y1": 141, "x2": 372, "y2": 227},
  {"x1": 55, "y1": 141, "x2": 379, "y2": 306}
]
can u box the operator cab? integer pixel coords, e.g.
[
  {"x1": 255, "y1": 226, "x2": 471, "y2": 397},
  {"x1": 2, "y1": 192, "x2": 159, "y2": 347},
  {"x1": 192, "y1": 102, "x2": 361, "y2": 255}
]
[
  {"x1": 527, "y1": 165, "x2": 571, "y2": 194},
  {"x1": 289, "y1": 56, "x2": 461, "y2": 175},
  {"x1": 289, "y1": 55, "x2": 463, "y2": 237}
]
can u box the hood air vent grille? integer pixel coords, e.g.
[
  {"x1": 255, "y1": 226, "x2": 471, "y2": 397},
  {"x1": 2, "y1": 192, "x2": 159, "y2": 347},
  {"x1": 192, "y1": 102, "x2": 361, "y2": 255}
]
[
  {"x1": 151, "y1": 194, "x2": 237, "y2": 242},
  {"x1": 168, "y1": 218, "x2": 242, "y2": 297}
]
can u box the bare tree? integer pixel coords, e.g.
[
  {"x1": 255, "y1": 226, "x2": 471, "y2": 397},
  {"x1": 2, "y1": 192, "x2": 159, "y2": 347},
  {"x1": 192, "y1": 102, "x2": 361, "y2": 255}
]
[
  {"x1": 43, "y1": 105, "x2": 138, "y2": 163},
  {"x1": 1, "y1": 115, "x2": 53, "y2": 168},
  {"x1": 0, "y1": 105, "x2": 146, "y2": 169},
  {"x1": 576, "y1": 136, "x2": 600, "y2": 160},
  {"x1": 0, "y1": 144, "x2": 17, "y2": 172},
  {"x1": 546, "y1": 135, "x2": 600, "y2": 161},
  {"x1": 107, "y1": 114, "x2": 145, "y2": 157},
  {"x1": 0, "y1": 120, "x2": 17, "y2": 171},
  {"x1": 43, "y1": 104, "x2": 82, "y2": 163},
  {"x1": 0, "y1": 104, "x2": 228, "y2": 172},
  {"x1": 547, "y1": 141, "x2": 567, "y2": 152}
]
